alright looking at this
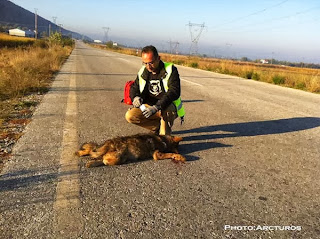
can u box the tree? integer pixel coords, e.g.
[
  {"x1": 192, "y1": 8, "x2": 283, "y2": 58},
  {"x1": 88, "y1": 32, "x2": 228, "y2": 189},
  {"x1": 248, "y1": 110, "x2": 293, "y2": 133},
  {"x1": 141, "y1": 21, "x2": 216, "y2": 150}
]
[
  {"x1": 106, "y1": 41, "x2": 113, "y2": 48},
  {"x1": 240, "y1": 57, "x2": 251, "y2": 62}
]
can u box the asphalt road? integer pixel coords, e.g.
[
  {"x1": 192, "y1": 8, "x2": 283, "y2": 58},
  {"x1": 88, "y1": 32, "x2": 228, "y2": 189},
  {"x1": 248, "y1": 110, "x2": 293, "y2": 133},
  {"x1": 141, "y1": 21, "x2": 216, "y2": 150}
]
[{"x1": 1, "y1": 41, "x2": 319, "y2": 239}]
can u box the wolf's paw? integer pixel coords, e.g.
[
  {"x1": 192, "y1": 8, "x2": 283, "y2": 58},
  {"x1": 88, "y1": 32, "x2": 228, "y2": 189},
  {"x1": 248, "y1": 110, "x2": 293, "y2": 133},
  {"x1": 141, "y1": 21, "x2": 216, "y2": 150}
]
[
  {"x1": 172, "y1": 154, "x2": 186, "y2": 163},
  {"x1": 153, "y1": 150, "x2": 163, "y2": 160},
  {"x1": 86, "y1": 160, "x2": 104, "y2": 168}
]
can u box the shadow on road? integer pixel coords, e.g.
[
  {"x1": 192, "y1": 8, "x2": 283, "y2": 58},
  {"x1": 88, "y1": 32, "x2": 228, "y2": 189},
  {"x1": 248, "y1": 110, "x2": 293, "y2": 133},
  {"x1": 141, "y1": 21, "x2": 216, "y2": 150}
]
[
  {"x1": 183, "y1": 99, "x2": 204, "y2": 103},
  {"x1": 0, "y1": 168, "x2": 78, "y2": 193},
  {"x1": 72, "y1": 54, "x2": 123, "y2": 58},
  {"x1": 0, "y1": 168, "x2": 80, "y2": 210},
  {"x1": 1, "y1": 117, "x2": 319, "y2": 195},
  {"x1": 49, "y1": 87, "x2": 122, "y2": 93},
  {"x1": 176, "y1": 117, "x2": 320, "y2": 157},
  {"x1": 59, "y1": 72, "x2": 136, "y2": 77}
]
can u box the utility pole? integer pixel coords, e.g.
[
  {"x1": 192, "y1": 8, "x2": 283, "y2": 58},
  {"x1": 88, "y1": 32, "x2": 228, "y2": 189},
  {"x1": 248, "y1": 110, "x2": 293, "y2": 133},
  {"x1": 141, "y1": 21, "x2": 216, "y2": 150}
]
[
  {"x1": 186, "y1": 22, "x2": 206, "y2": 55},
  {"x1": 226, "y1": 43, "x2": 232, "y2": 59},
  {"x1": 59, "y1": 24, "x2": 63, "y2": 34},
  {"x1": 52, "y1": 17, "x2": 57, "y2": 33},
  {"x1": 34, "y1": 8, "x2": 38, "y2": 39},
  {"x1": 102, "y1": 27, "x2": 110, "y2": 43},
  {"x1": 271, "y1": 52, "x2": 275, "y2": 64}
]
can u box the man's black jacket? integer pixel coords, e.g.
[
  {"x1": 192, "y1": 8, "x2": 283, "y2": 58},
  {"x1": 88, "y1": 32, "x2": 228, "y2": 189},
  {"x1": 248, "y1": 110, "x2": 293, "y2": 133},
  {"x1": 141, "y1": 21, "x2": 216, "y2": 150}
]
[{"x1": 129, "y1": 61, "x2": 181, "y2": 110}]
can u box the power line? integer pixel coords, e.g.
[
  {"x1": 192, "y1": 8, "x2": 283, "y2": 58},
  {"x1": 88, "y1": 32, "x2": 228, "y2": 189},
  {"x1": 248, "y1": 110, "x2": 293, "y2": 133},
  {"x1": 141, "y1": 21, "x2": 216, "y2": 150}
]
[
  {"x1": 214, "y1": 5, "x2": 320, "y2": 33},
  {"x1": 210, "y1": 0, "x2": 290, "y2": 30}
]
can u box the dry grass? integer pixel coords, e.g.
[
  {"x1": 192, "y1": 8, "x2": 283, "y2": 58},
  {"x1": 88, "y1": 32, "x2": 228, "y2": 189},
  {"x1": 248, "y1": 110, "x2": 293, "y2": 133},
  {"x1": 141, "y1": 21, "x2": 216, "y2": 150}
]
[
  {"x1": 0, "y1": 45, "x2": 72, "y2": 100},
  {"x1": 91, "y1": 43, "x2": 138, "y2": 56},
  {"x1": 160, "y1": 54, "x2": 320, "y2": 93},
  {"x1": 91, "y1": 43, "x2": 320, "y2": 93},
  {"x1": 0, "y1": 35, "x2": 73, "y2": 119},
  {"x1": 0, "y1": 32, "x2": 35, "y2": 48}
]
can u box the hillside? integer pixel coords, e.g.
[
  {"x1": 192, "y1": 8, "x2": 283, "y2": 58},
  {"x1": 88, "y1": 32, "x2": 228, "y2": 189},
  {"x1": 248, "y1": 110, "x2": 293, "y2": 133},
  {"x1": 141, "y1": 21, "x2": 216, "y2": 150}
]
[{"x1": 0, "y1": 0, "x2": 91, "y2": 40}]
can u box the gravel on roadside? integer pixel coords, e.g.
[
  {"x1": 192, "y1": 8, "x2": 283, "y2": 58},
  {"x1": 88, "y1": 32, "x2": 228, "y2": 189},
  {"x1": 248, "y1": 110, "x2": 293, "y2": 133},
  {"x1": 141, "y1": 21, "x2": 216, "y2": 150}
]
[{"x1": 0, "y1": 93, "x2": 44, "y2": 173}]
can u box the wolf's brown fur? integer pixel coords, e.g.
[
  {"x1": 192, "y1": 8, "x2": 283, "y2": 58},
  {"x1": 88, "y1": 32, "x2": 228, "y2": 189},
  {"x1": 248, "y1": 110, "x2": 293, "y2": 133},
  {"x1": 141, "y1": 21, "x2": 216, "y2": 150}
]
[{"x1": 75, "y1": 133, "x2": 186, "y2": 168}]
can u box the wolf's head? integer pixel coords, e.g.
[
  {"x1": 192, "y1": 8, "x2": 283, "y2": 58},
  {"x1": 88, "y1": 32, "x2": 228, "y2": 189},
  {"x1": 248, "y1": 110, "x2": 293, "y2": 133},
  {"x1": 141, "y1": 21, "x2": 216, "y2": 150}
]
[{"x1": 160, "y1": 135, "x2": 183, "y2": 153}]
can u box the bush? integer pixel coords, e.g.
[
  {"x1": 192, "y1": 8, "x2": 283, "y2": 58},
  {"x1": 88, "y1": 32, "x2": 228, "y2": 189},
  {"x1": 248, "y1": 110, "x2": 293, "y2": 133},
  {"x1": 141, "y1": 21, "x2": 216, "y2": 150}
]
[
  {"x1": 189, "y1": 62, "x2": 199, "y2": 68},
  {"x1": 272, "y1": 75, "x2": 286, "y2": 85},
  {"x1": 295, "y1": 82, "x2": 306, "y2": 90},
  {"x1": 48, "y1": 32, "x2": 74, "y2": 47},
  {"x1": 172, "y1": 59, "x2": 185, "y2": 65},
  {"x1": 243, "y1": 70, "x2": 260, "y2": 80},
  {"x1": 62, "y1": 36, "x2": 74, "y2": 47},
  {"x1": 33, "y1": 39, "x2": 49, "y2": 48},
  {"x1": 49, "y1": 32, "x2": 62, "y2": 45},
  {"x1": 106, "y1": 41, "x2": 113, "y2": 48},
  {"x1": 252, "y1": 72, "x2": 260, "y2": 81},
  {"x1": 243, "y1": 70, "x2": 254, "y2": 79}
]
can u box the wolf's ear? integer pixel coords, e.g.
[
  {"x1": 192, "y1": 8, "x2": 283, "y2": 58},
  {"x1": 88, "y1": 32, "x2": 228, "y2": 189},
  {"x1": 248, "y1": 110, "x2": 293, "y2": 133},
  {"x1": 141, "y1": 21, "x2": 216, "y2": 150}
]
[{"x1": 172, "y1": 136, "x2": 183, "y2": 143}]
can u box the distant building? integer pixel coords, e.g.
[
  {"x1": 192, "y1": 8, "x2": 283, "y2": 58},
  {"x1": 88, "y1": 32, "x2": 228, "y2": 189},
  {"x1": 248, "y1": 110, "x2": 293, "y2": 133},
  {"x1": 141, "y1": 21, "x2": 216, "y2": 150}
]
[
  {"x1": 9, "y1": 28, "x2": 35, "y2": 38},
  {"x1": 260, "y1": 59, "x2": 269, "y2": 64},
  {"x1": 113, "y1": 42, "x2": 118, "y2": 46},
  {"x1": 94, "y1": 40, "x2": 102, "y2": 43}
]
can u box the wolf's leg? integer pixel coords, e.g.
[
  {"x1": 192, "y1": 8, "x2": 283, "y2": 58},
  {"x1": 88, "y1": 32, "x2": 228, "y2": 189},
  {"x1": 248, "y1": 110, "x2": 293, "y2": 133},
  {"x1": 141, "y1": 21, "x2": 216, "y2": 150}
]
[
  {"x1": 153, "y1": 150, "x2": 186, "y2": 162},
  {"x1": 86, "y1": 159, "x2": 104, "y2": 168},
  {"x1": 90, "y1": 144, "x2": 109, "y2": 159},
  {"x1": 75, "y1": 143, "x2": 96, "y2": 157},
  {"x1": 159, "y1": 103, "x2": 178, "y2": 135},
  {"x1": 102, "y1": 152, "x2": 121, "y2": 166}
]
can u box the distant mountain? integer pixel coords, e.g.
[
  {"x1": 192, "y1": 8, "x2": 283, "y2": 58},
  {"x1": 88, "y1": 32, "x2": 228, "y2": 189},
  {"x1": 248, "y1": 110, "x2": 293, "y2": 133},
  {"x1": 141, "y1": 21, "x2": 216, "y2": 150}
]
[{"x1": 0, "y1": 0, "x2": 92, "y2": 40}]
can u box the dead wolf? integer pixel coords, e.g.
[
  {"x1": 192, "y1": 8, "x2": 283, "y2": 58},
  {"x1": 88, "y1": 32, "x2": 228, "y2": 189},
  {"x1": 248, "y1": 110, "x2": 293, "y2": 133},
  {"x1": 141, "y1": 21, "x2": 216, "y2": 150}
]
[{"x1": 75, "y1": 133, "x2": 186, "y2": 168}]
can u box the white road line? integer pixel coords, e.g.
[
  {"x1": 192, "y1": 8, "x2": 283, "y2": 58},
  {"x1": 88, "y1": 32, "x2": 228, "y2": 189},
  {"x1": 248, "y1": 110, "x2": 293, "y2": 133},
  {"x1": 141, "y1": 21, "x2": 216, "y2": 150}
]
[
  {"x1": 53, "y1": 59, "x2": 83, "y2": 237},
  {"x1": 181, "y1": 78, "x2": 203, "y2": 87},
  {"x1": 117, "y1": 57, "x2": 131, "y2": 63}
]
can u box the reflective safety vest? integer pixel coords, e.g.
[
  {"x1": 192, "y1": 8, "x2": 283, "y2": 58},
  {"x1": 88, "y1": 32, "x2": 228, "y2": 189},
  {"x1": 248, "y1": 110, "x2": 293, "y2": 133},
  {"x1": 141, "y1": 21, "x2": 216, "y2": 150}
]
[{"x1": 138, "y1": 62, "x2": 185, "y2": 117}]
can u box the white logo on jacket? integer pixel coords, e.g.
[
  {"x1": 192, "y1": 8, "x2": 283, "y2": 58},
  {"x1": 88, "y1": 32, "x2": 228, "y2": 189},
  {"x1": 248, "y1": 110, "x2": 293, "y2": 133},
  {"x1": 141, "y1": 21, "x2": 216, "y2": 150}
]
[{"x1": 149, "y1": 80, "x2": 162, "y2": 96}]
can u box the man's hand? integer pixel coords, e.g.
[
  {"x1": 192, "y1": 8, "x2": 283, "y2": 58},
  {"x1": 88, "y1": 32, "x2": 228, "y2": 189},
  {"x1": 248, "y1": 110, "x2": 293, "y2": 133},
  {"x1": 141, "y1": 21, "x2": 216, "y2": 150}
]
[
  {"x1": 133, "y1": 96, "x2": 143, "y2": 108},
  {"x1": 142, "y1": 105, "x2": 159, "y2": 118}
]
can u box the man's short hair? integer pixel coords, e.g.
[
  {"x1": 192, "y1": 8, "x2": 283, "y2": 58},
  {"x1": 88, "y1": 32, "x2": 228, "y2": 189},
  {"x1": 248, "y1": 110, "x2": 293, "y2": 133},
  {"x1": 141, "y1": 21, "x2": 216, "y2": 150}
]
[{"x1": 142, "y1": 45, "x2": 159, "y2": 58}]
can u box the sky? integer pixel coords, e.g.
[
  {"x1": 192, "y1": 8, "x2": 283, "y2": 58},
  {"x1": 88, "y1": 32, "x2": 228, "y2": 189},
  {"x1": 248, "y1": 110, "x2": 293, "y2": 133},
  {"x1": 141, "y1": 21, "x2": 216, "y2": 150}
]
[{"x1": 10, "y1": 0, "x2": 320, "y2": 63}]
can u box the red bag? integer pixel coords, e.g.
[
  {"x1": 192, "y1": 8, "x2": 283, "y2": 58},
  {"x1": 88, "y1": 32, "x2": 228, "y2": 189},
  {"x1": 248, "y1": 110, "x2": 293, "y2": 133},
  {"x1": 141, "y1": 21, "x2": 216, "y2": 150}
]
[{"x1": 121, "y1": 81, "x2": 135, "y2": 105}]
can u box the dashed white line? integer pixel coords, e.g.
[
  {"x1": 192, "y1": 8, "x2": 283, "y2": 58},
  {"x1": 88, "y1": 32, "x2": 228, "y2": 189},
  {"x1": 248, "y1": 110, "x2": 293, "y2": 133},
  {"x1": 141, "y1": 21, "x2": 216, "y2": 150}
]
[
  {"x1": 117, "y1": 57, "x2": 131, "y2": 63},
  {"x1": 181, "y1": 78, "x2": 203, "y2": 87}
]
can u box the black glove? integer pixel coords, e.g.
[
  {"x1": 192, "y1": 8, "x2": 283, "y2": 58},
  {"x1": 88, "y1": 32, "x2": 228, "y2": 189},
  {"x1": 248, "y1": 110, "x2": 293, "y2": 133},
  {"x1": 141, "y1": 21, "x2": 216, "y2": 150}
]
[
  {"x1": 132, "y1": 96, "x2": 143, "y2": 108},
  {"x1": 142, "y1": 105, "x2": 159, "y2": 118}
]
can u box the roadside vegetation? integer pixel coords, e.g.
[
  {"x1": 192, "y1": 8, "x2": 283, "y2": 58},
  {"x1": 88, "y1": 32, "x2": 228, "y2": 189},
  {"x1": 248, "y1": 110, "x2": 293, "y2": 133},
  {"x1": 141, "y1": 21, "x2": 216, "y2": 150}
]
[
  {"x1": 0, "y1": 32, "x2": 74, "y2": 165},
  {"x1": 0, "y1": 32, "x2": 73, "y2": 112},
  {"x1": 0, "y1": 32, "x2": 35, "y2": 48},
  {"x1": 91, "y1": 42, "x2": 320, "y2": 94}
]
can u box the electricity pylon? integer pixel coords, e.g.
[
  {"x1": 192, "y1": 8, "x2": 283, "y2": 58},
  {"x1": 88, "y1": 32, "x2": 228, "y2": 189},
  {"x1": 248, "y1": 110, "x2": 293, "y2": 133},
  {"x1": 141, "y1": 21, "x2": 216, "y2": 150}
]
[
  {"x1": 102, "y1": 27, "x2": 110, "y2": 43},
  {"x1": 168, "y1": 40, "x2": 180, "y2": 54},
  {"x1": 186, "y1": 22, "x2": 206, "y2": 55}
]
